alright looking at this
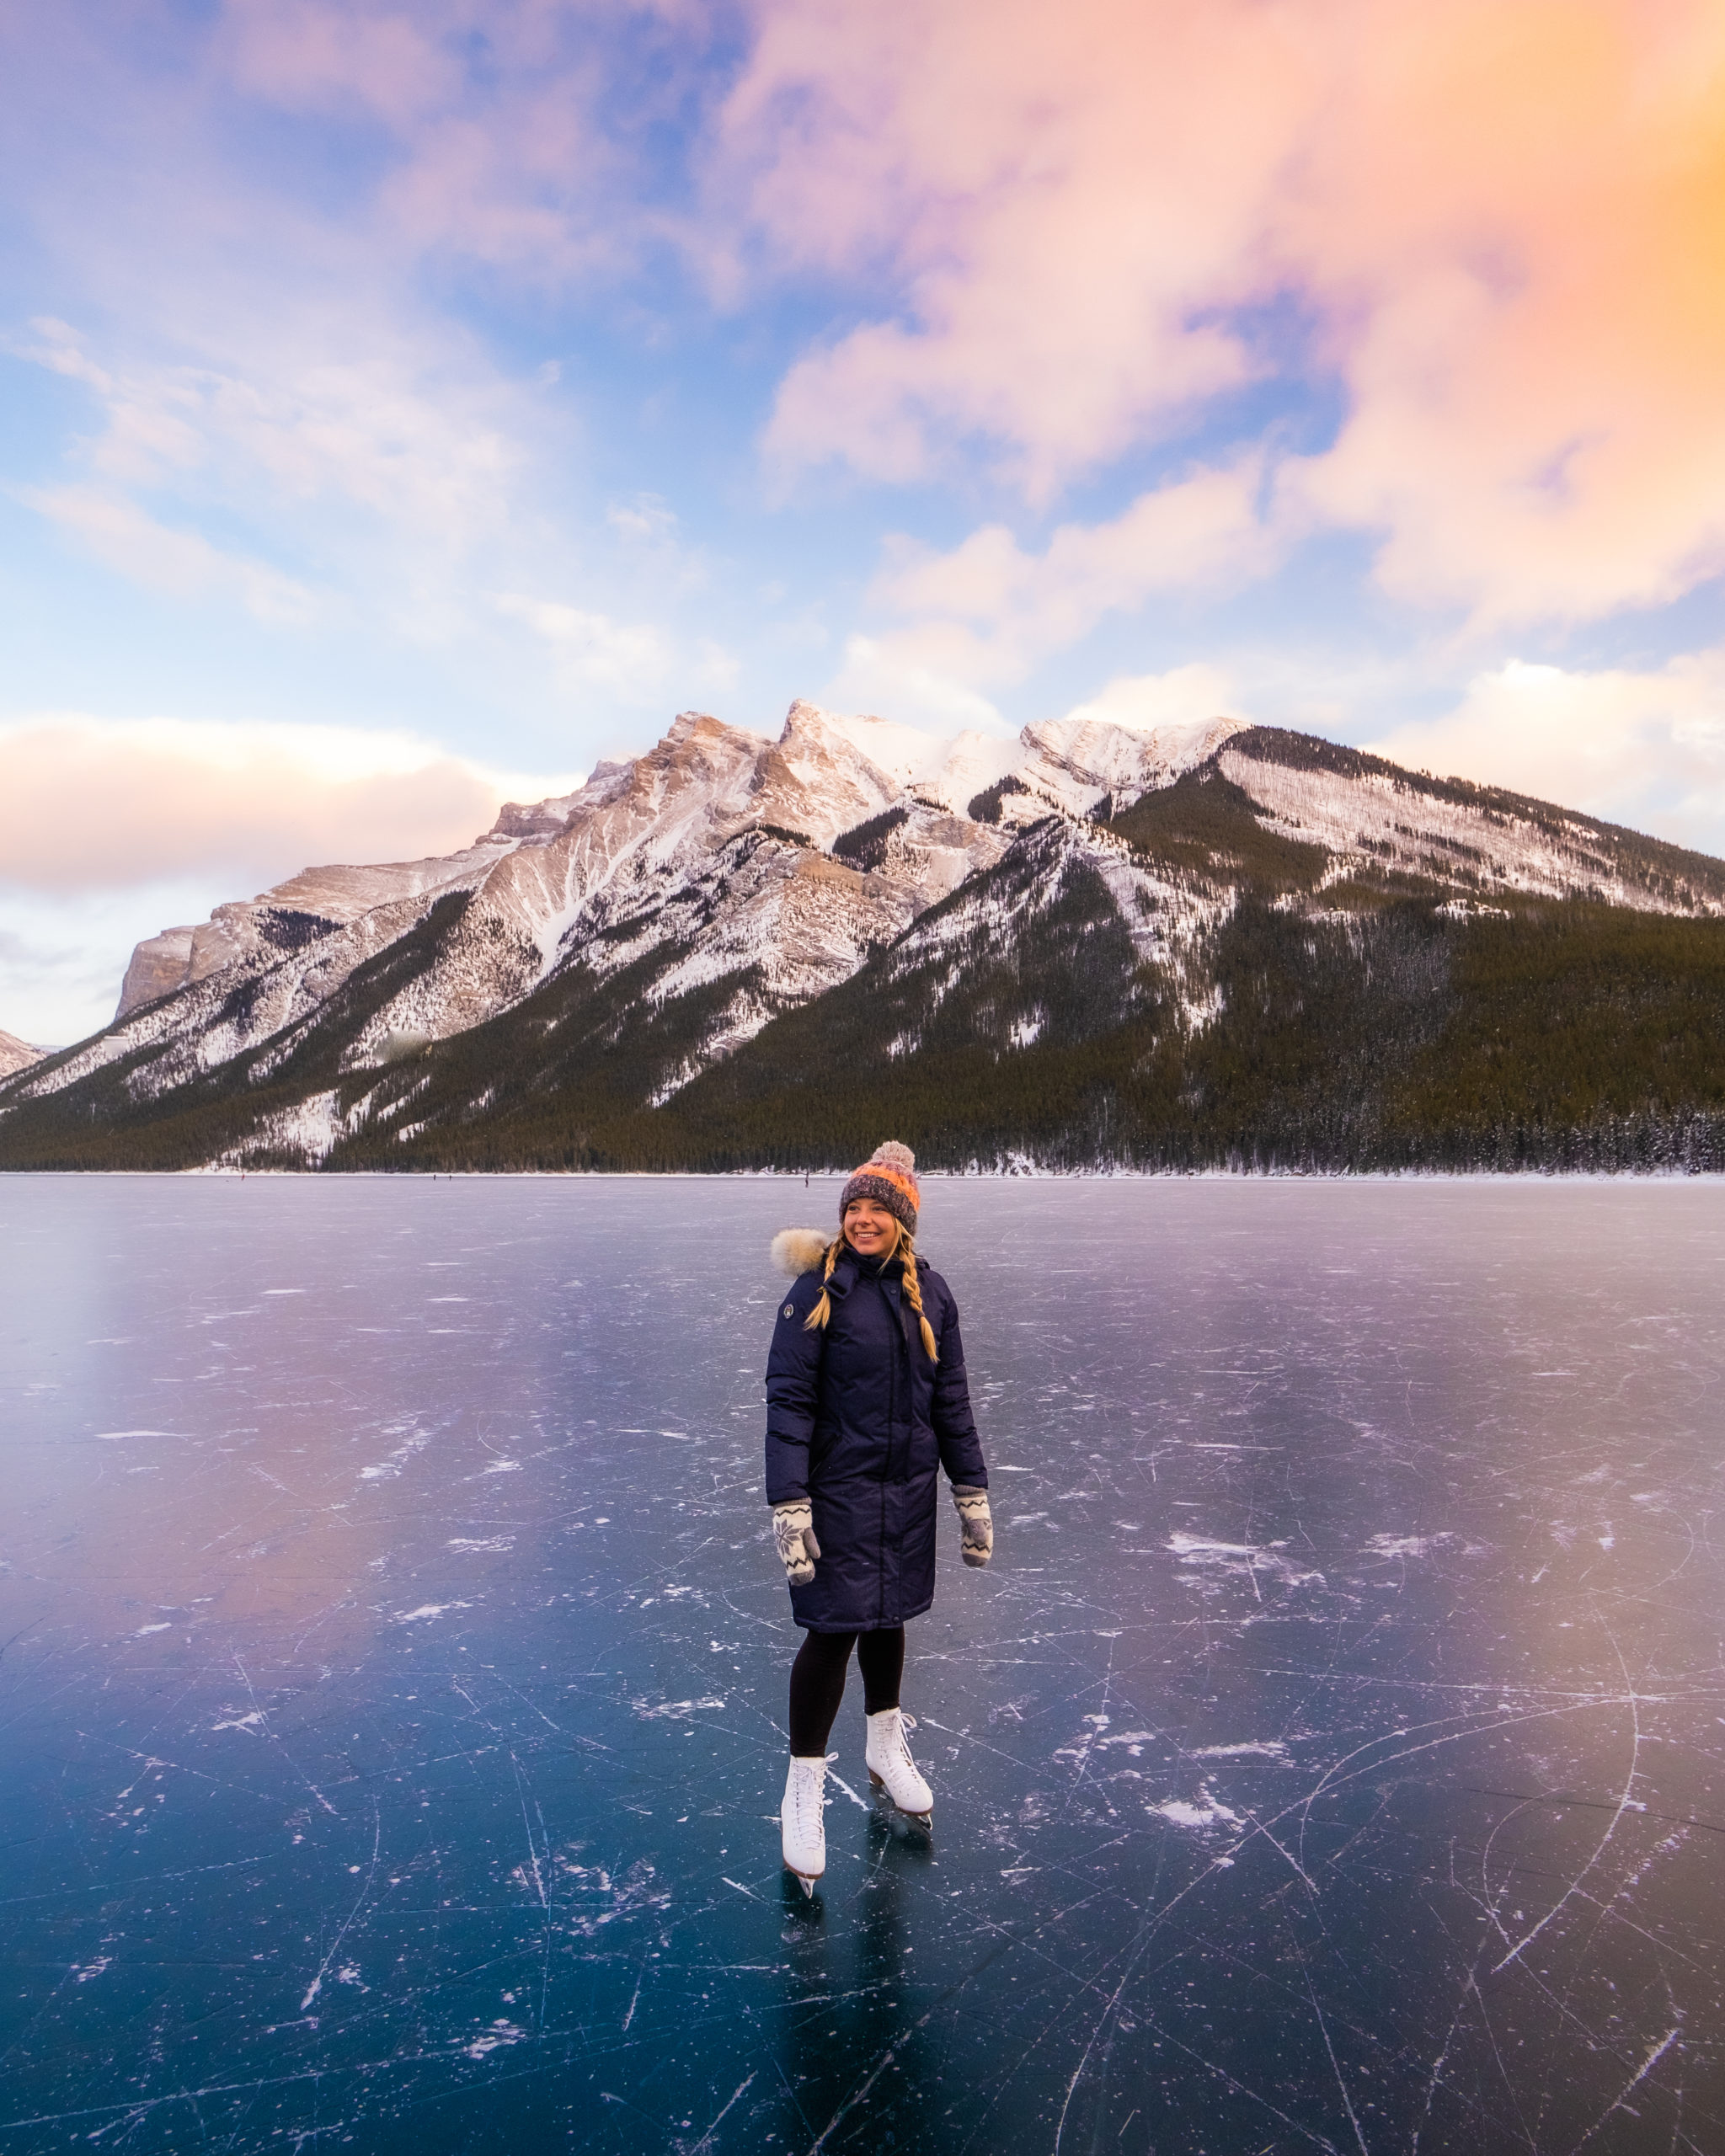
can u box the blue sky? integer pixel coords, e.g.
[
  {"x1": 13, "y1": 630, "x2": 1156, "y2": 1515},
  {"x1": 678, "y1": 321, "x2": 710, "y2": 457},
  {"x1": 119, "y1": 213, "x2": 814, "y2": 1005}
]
[{"x1": 4, "y1": 0, "x2": 1725, "y2": 1042}]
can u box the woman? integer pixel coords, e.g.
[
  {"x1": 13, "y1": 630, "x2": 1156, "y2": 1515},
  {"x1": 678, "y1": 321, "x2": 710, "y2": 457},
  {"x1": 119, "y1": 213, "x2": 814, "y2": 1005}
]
[{"x1": 765, "y1": 1141, "x2": 994, "y2": 1892}]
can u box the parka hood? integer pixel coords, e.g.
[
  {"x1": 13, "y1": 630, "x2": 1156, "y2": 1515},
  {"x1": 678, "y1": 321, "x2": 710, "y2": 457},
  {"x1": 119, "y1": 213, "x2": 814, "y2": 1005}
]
[
  {"x1": 772, "y1": 1228, "x2": 831, "y2": 1278},
  {"x1": 772, "y1": 1227, "x2": 928, "y2": 1280}
]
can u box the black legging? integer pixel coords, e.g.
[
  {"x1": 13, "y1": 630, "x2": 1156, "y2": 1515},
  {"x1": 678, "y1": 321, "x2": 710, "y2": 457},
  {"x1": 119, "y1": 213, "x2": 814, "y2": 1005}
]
[{"x1": 788, "y1": 1625, "x2": 905, "y2": 1756}]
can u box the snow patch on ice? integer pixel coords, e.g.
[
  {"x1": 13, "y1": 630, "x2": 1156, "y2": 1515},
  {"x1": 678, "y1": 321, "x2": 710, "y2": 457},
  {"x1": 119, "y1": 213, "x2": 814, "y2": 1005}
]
[
  {"x1": 463, "y1": 2020, "x2": 526, "y2": 2059},
  {"x1": 1363, "y1": 1532, "x2": 1461, "y2": 1559},
  {"x1": 1167, "y1": 1531, "x2": 1323, "y2": 1588},
  {"x1": 1151, "y1": 1789, "x2": 1243, "y2": 1833},
  {"x1": 360, "y1": 1423, "x2": 432, "y2": 1481}
]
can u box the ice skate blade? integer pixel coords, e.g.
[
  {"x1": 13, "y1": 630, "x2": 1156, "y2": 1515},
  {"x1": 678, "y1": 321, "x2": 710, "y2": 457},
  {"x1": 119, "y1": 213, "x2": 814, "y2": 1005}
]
[
  {"x1": 868, "y1": 1769, "x2": 933, "y2": 1829},
  {"x1": 784, "y1": 1864, "x2": 820, "y2": 1897}
]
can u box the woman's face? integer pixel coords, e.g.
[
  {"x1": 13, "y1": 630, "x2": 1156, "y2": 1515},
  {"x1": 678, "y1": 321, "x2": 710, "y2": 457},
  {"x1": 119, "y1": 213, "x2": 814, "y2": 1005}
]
[{"x1": 842, "y1": 1198, "x2": 898, "y2": 1257}]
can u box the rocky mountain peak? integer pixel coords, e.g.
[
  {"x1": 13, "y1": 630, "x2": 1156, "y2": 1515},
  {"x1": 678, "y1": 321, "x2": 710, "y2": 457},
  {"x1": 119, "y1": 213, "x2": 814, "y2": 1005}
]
[
  {"x1": 17, "y1": 695, "x2": 1725, "y2": 1176},
  {"x1": 0, "y1": 1027, "x2": 42, "y2": 1080},
  {"x1": 487, "y1": 793, "x2": 585, "y2": 843},
  {"x1": 1023, "y1": 711, "x2": 1245, "y2": 795}
]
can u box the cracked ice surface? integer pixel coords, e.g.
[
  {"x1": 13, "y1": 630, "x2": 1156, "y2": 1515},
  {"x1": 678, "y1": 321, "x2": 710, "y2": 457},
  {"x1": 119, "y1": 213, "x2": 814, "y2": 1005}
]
[{"x1": 2, "y1": 1176, "x2": 1723, "y2": 2154}]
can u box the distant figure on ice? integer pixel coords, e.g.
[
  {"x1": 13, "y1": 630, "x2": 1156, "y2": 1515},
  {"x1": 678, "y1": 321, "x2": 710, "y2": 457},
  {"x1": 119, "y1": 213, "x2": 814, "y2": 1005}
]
[{"x1": 765, "y1": 1141, "x2": 993, "y2": 1893}]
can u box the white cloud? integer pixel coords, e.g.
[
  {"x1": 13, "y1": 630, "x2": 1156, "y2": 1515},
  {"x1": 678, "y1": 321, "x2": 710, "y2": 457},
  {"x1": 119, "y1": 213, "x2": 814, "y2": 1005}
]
[
  {"x1": 22, "y1": 486, "x2": 319, "y2": 624},
  {"x1": 494, "y1": 593, "x2": 677, "y2": 700},
  {"x1": 724, "y1": 0, "x2": 1725, "y2": 628},
  {"x1": 606, "y1": 494, "x2": 681, "y2": 547},
  {"x1": 863, "y1": 457, "x2": 1284, "y2": 687},
  {"x1": 820, "y1": 634, "x2": 1007, "y2": 735},
  {"x1": 13, "y1": 317, "x2": 525, "y2": 569},
  {"x1": 1365, "y1": 653, "x2": 1725, "y2": 855},
  {"x1": 693, "y1": 638, "x2": 742, "y2": 696},
  {"x1": 1056, "y1": 664, "x2": 1244, "y2": 734}
]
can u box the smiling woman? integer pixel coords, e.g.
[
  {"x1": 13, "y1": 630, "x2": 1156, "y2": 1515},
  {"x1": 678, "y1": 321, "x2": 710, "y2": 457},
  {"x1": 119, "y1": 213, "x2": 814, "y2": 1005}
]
[{"x1": 763, "y1": 1142, "x2": 993, "y2": 1892}]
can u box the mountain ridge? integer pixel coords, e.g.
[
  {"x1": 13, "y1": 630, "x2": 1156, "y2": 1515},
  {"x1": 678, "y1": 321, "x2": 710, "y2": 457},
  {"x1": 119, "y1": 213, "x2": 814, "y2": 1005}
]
[{"x1": 5, "y1": 701, "x2": 1725, "y2": 1173}]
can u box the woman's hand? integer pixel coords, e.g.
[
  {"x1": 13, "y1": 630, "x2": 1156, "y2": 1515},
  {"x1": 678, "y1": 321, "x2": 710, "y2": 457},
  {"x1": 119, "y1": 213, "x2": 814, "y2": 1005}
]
[
  {"x1": 772, "y1": 1500, "x2": 821, "y2": 1585},
  {"x1": 952, "y1": 1485, "x2": 993, "y2": 1567}
]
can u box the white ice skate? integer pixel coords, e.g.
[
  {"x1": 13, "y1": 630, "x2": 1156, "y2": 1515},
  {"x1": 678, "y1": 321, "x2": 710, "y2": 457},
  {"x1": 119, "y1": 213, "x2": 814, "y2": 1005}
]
[
  {"x1": 865, "y1": 1708, "x2": 932, "y2": 1825},
  {"x1": 780, "y1": 1755, "x2": 828, "y2": 1894}
]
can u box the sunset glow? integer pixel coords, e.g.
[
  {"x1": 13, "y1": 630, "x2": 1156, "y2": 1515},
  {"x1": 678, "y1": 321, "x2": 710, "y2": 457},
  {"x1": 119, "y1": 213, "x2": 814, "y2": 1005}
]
[{"x1": 4, "y1": 0, "x2": 1725, "y2": 1036}]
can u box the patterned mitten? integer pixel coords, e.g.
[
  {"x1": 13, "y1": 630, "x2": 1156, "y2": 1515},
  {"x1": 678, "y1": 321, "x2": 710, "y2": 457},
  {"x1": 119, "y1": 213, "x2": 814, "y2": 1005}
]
[
  {"x1": 772, "y1": 1500, "x2": 821, "y2": 1585},
  {"x1": 952, "y1": 1485, "x2": 993, "y2": 1567}
]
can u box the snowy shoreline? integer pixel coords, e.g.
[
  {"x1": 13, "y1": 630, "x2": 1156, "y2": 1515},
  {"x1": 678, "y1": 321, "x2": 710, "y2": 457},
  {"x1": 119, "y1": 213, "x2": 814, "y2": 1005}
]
[{"x1": 7, "y1": 1164, "x2": 1725, "y2": 1184}]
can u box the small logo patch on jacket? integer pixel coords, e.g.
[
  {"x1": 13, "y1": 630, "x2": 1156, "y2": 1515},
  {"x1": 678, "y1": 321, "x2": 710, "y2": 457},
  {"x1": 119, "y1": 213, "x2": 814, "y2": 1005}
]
[{"x1": 783, "y1": 1305, "x2": 795, "y2": 1319}]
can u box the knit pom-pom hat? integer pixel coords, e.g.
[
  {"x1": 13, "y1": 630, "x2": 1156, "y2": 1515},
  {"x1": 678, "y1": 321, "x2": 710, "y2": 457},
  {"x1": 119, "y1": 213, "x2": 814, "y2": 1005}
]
[{"x1": 840, "y1": 1140, "x2": 921, "y2": 1232}]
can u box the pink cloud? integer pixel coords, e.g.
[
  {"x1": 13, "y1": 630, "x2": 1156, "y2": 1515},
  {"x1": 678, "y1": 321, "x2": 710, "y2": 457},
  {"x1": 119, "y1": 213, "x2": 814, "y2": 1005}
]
[
  {"x1": 218, "y1": 0, "x2": 462, "y2": 128},
  {"x1": 729, "y1": 0, "x2": 1311, "y2": 496},
  {"x1": 1366, "y1": 652, "x2": 1725, "y2": 851},
  {"x1": 869, "y1": 456, "x2": 1284, "y2": 680},
  {"x1": 0, "y1": 718, "x2": 579, "y2": 894},
  {"x1": 724, "y1": 0, "x2": 1725, "y2": 622},
  {"x1": 212, "y1": 1, "x2": 656, "y2": 280}
]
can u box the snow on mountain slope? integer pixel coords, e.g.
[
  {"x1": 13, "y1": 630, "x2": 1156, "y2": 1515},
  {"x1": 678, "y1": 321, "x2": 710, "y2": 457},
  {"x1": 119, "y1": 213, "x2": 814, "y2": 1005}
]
[
  {"x1": 351, "y1": 713, "x2": 1014, "y2": 1076},
  {"x1": 10, "y1": 704, "x2": 1015, "y2": 1118},
  {"x1": 0, "y1": 1028, "x2": 42, "y2": 1079},
  {"x1": 873, "y1": 817, "x2": 1232, "y2": 1059},
  {"x1": 797, "y1": 707, "x2": 1245, "y2": 820},
  {"x1": 796, "y1": 706, "x2": 952, "y2": 793},
  {"x1": 14, "y1": 696, "x2": 1722, "y2": 1169},
  {"x1": 115, "y1": 830, "x2": 526, "y2": 1019},
  {"x1": 918, "y1": 731, "x2": 1027, "y2": 810},
  {"x1": 1023, "y1": 712, "x2": 1245, "y2": 810},
  {"x1": 96, "y1": 697, "x2": 1243, "y2": 1064},
  {"x1": 1219, "y1": 733, "x2": 1725, "y2": 915}
]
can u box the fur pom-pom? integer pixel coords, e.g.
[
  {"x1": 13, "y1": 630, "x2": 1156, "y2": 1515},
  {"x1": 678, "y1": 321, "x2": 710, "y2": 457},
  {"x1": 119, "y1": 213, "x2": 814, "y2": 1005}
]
[
  {"x1": 868, "y1": 1139, "x2": 916, "y2": 1174},
  {"x1": 772, "y1": 1228, "x2": 831, "y2": 1278}
]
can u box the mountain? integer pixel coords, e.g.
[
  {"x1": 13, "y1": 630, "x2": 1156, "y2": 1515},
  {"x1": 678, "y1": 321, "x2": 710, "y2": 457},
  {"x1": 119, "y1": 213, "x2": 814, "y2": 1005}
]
[
  {"x1": 0, "y1": 1029, "x2": 43, "y2": 1081},
  {"x1": 4, "y1": 703, "x2": 1725, "y2": 1174}
]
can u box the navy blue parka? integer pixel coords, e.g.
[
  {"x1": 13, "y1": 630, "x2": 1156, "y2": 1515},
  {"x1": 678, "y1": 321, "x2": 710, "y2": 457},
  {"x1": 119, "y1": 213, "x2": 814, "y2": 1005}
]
[{"x1": 765, "y1": 1248, "x2": 989, "y2": 1632}]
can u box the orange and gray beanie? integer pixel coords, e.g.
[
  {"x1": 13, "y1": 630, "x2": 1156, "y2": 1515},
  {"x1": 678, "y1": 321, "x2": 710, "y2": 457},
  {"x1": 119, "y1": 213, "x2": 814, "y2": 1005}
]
[{"x1": 840, "y1": 1140, "x2": 921, "y2": 1232}]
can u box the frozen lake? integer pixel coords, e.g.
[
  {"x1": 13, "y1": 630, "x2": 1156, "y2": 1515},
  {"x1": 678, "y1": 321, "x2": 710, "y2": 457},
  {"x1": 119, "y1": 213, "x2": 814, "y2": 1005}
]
[{"x1": 2, "y1": 1176, "x2": 1723, "y2": 2154}]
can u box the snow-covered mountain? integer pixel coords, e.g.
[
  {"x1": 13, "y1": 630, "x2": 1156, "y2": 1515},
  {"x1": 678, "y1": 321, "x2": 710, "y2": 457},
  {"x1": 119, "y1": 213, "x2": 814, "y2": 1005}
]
[
  {"x1": 17, "y1": 702, "x2": 1235, "y2": 1119},
  {"x1": 5, "y1": 698, "x2": 1725, "y2": 1171},
  {"x1": 0, "y1": 1029, "x2": 42, "y2": 1081}
]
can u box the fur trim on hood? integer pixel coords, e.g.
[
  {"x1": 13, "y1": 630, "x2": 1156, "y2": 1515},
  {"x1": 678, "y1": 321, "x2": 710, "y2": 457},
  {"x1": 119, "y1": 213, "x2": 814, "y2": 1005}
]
[{"x1": 772, "y1": 1228, "x2": 832, "y2": 1278}]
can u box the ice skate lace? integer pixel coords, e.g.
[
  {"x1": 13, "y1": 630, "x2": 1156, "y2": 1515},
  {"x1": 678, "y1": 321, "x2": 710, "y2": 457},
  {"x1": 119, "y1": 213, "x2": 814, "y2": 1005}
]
[
  {"x1": 790, "y1": 1756, "x2": 834, "y2": 1838},
  {"x1": 878, "y1": 1714, "x2": 918, "y2": 1772}
]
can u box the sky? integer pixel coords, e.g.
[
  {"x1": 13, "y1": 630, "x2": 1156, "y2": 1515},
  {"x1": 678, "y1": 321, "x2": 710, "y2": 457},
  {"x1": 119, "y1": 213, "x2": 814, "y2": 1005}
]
[{"x1": 4, "y1": 0, "x2": 1725, "y2": 1043}]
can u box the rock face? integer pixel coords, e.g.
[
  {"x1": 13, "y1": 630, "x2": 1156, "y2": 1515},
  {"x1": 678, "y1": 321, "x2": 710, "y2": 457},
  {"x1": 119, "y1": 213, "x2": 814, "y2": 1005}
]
[
  {"x1": 113, "y1": 830, "x2": 530, "y2": 1020},
  {"x1": 7, "y1": 698, "x2": 1725, "y2": 1171},
  {"x1": 116, "y1": 928, "x2": 198, "y2": 1018},
  {"x1": 35, "y1": 700, "x2": 1243, "y2": 1124},
  {"x1": 0, "y1": 1029, "x2": 42, "y2": 1080}
]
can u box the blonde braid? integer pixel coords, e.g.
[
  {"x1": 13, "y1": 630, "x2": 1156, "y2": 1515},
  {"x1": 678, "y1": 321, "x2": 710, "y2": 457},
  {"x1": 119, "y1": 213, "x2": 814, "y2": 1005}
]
[
  {"x1": 802, "y1": 1235, "x2": 845, "y2": 1332},
  {"x1": 898, "y1": 1233, "x2": 940, "y2": 1364}
]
